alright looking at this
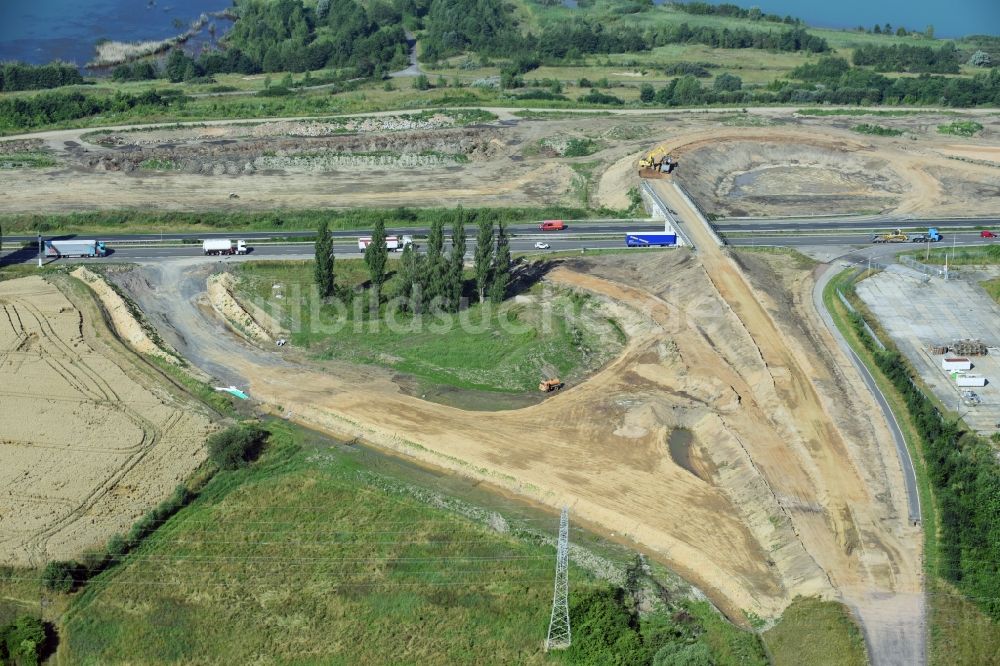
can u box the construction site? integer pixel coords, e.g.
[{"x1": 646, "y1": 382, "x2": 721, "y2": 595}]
[{"x1": 1, "y1": 108, "x2": 998, "y2": 216}]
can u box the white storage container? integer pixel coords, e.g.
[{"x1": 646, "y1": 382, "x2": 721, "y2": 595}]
[
  {"x1": 954, "y1": 374, "x2": 987, "y2": 387},
  {"x1": 942, "y1": 357, "x2": 973, "y2": 371}
]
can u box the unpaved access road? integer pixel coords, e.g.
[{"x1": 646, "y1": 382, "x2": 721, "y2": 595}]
[
  {"x1": 120, "y1": 245, "x2": 918, "y2": 639},
  {"x1": 0, "y1": 276, "x2": 213, "y2": 566},
  {"x1": 652, "y1": 180, "x2": 924, "y2": 665}
]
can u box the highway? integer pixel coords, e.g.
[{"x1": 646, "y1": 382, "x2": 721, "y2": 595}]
[
  {"x1": 7, "y1": 218, "x2": 998, "y2": 246},
  {"x1": 3, "y1": 221, "x2": 997, "y2": 266}
]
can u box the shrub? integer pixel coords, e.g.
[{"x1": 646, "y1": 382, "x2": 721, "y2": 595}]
[
  {"x1": 41, "y1": 560, "x2": 78, "y2": 593},
  {"x1": 578, "y1": 89, "x2": 623, "y2": 105},
  {"x1": 968, "y1": 50, "x2": 992, "y2": 67},
  {"x1": 1, "y1": 616, "x2": 46, "y2": 666},
  {"x1": 563, "y1": 138, "x2": 599, "y2": 157},
  {"x1": 663, "y1": 62, "x2": 711, "y2": 78},
  {"x1": 937, "y1": 120, "x2": 983, "y2": 137},
  {"x1": 713, "y1": 72, "x2": 742, "y2": 92},
  {"x1": 208, "y1": 424, "x2": 268, "y2": 470},
  {"x1": 257, "y1": 86, "x2": 293, "y2": 97},
  {"x1": 852, "y1": 123, "x2": 903, "y2": 136}
]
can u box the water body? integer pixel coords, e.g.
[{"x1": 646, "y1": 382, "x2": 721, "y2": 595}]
[
  {"x1": 0, "y1": 0, "x2": 232, "y2": 67},
  {"x1": 658, "y1": 0, "x2": 999, "y2": 39}
]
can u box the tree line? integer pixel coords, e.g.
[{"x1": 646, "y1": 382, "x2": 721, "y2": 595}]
[
  {"x1": 626, "y1": 59, "x2": 1000, "y2": 107},
  {"x1": 673, "y1": 1, "x2": 801, "y2": 26},
  {"x1": 419, "y1": 0, "x2": 828, "y2": 63},
  {"x1": 0, "y1": 89, "x2": 177, "y2": 132},
  {"x1": 0, "y1": 62, "x2": 82, "y2": 92},
  {"x1": 221, "y1": 0, "x2": 408, "y2": 76},
  {"x1": 314, "y1": 211, "x2": 513, "y2": 314},
  {"x1": 852, "y1": 43, "x2": 960, "y2": 73},
  {"x1": 848, "y1": 309, "x2": 1000, "y2": 620}
]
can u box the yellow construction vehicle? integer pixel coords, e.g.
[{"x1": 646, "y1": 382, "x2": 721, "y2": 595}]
[
  {"x1": 539, "y1": 378, "x2": 564, "y2": 393},
  {"x1": 638, "y1": 147, "x2": 678, "y2": 179},
  {"x1": 871, "y1": 228, "x2": 909, "y2": 243}
]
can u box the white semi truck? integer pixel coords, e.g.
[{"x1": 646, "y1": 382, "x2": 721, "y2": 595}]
[
  {"x1": 358, "y1": 235, "x2": 413, "y2": 252},
  {"x1": 203, "y1": 239, "x2": 248, "y2": 256}
]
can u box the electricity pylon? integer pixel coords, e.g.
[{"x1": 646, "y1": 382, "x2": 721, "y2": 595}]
[{"x1": 545, "y1": 507, "x2": 571, "y2": 651}]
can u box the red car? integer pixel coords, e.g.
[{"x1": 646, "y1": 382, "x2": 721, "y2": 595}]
[
  {"x1": 982, "y1": 231, "x2": 997, "y2": 239},
  {"x1": 540, "y1": 220, "x2": 566, "y2": 231}
]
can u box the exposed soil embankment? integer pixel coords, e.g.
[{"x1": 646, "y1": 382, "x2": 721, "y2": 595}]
[
  {"x1": 207, "y1": 272, "x2": 279, "y2": 343},
  {"x1": 72, "y1": 267, "x2": 180, "y2": 364},
  {"x1": 86, "y1": 127, "x2": 503, "y2": 175}
]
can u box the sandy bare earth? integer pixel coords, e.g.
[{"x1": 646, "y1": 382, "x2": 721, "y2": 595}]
[
  {"x1": 0, "y1": 276, "x2": 213, "y2": 566},
  {"x1": 938, "y1": 143, "x2": 1000, "y2": 163}
]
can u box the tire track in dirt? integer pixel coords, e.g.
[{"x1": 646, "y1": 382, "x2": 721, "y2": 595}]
[{"x1": 0, "y1": 277, "x2": 212, "y2": 567}]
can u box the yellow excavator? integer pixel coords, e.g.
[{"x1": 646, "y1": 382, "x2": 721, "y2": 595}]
[{"x1": 638, "y1": 146, "x2": 678, "y2": 179}]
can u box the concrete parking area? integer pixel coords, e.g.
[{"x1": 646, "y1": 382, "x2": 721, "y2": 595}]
[{"x1": 857, "y1": 267, "x2": 1000, "y2": 435}]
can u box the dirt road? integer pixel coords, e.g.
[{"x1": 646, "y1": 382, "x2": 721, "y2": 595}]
[{"x1": 651, "y1": 180, "x2": 924, "y2": 665}]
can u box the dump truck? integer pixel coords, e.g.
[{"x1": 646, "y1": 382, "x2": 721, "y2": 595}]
[
  {"x1": 203, "y1": 239, "x2": 248, "y2": 255},
  {"x1": 638, "y1": 147, "x2": 677, "y2": 179},
  {"x1": 358, "y1": 235, "x2": 413, "y2": 252},
  {"x1": 539, "y1": 378, "x2": 564, "y2": 392},
  {"x1": 626, "y1": 232, "x2": 677, "y2": 247},
  {"x1": 44, "y1": 240, "x2": 107, "y2": 258},
  {"x1": 910, "y1": 228, "x2": 942, "y2": 242},
  {"x1": 871, "y1": 229, "x2": 909, "y2": 243}
]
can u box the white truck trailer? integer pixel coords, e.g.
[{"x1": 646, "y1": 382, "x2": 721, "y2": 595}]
[
  {"x1": 44, "y1": 240, "x2": 107, "y2": 258},
  {"x1": 203, "y1": 239, "x2": 248, "y2": 256}
]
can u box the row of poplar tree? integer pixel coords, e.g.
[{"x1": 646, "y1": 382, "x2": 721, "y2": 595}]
[{"x1": 314, "y1": 212, "x2": 513, "y2": 311}]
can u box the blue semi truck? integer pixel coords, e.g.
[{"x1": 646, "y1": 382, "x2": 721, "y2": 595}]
[{"x1": 626, "y1": 232, "x2": 677, "y2": 247}]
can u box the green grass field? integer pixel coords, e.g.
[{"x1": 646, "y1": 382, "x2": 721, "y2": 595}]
[
  {"x1": 763, "y1": 597, "x2": 868, "y2": 666},
  {"x1": 60, "y1": 421, "x2": 572, "y2": 664},
  {"x1": 234, "y1": 259, "x2": 622, "y2": 394},
  {"x1": 901, "y1": 245, "x2": 1000, "y2": 265}
]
